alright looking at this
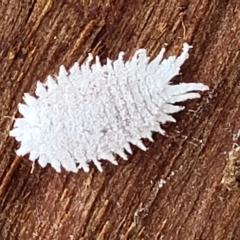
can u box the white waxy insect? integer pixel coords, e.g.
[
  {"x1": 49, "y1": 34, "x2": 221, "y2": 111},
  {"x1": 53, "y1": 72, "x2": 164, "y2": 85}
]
[{"x1": 10, "y1": 43, "x2": 209, "y2": 173}]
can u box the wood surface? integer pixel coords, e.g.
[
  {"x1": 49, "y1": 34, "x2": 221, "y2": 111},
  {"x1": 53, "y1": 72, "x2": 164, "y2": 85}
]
[{"x1": 0, "y1": 0, "x2": 240, "y2": 239}]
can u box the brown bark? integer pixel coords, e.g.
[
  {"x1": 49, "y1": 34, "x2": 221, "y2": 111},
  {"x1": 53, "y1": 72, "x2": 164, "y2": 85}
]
[{"x1": 0, "y1": 0, "x2": 240, "y2": 239}]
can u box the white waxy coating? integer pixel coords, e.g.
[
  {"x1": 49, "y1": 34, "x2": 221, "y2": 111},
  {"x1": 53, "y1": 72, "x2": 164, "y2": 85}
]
[{"x1": 10, "y1": 43, "x2": 209, "y2": 173}]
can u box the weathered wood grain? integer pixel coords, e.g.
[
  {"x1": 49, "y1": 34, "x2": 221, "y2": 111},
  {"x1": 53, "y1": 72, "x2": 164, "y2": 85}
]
[{"x1": 0, "y1": 0, "x2": 240, "y2": 239}]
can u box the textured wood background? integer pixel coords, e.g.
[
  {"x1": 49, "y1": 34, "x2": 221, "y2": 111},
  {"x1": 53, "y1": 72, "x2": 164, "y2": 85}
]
[{"x1": 0, "y1": 0, "x2": 240, "y2": 239}]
